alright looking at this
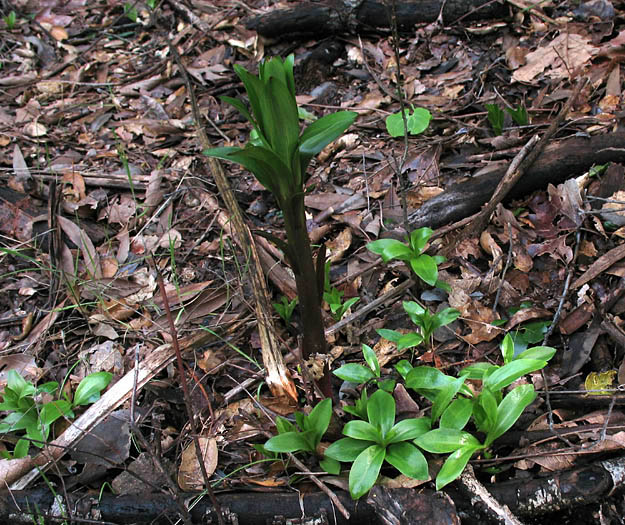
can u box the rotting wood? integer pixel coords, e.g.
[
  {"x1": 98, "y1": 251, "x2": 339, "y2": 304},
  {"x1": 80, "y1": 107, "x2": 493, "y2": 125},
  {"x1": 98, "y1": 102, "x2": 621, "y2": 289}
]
[
  {"x1": 0, "y1": 487, "x2": 456, "y2": 525},
  {"x1": 246, "y1": 0, "x2": 508, "y2": 39},
  {"x1": 406, "y1": 132, "x2": 625, "y2": 233}
]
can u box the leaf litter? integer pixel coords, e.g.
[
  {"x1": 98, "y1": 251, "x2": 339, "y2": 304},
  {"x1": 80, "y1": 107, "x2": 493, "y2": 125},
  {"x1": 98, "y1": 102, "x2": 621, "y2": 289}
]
[{"x1": 1, "y1": 0, "x2": 625, "y2": 522}]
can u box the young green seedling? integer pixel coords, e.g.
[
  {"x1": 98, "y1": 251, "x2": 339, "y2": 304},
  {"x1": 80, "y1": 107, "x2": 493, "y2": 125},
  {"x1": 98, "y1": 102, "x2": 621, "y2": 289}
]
[
  {"x1": 378, "y1": 301, "x2": 460, "y2": 350},
  {"x1": 324, "y1": 389, "x2": 430, "y2": 499},
  {"x1": 367, "y1": 227, "x2": 448, "y2": 289},
  {"x1": 385, "y1": 106, "x2": 432, "y2": 138},
  {"x1": 263, "y1": 398, "x2": 332, "y2": 455},
  {"x1": 273, "y1": 295, "x2": 298, "y2": 324},
  {"x1": 333, "y1": 344, "x2": 396, "y2": 400},
  {"x1": 0, "y1": 370, "x2": 113, "y2": 458},
  {"x1": 204, "y1": 55, "x2": 357, "y2": 359}
]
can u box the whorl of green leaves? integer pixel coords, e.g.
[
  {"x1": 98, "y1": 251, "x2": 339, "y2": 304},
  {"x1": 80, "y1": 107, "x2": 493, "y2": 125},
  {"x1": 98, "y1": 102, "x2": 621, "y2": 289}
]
[{"x1": 204, "y1": 55, "x2": 357, "y2": 207}]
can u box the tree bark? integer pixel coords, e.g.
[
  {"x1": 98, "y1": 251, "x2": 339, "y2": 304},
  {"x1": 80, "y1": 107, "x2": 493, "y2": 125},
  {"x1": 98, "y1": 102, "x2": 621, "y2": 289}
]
[
  {"x1": 247, "y1": 0, "x2": 508, "y2": 39},
  {"x1": 408, "y1": 132, "x2": 625, "y2": 232}
]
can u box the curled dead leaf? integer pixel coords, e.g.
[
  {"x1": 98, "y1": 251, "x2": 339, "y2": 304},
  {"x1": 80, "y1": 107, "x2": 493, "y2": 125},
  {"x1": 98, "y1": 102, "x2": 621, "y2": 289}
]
[{"x1": 177, "y1": 437, "x2": 218, "y2": 491}]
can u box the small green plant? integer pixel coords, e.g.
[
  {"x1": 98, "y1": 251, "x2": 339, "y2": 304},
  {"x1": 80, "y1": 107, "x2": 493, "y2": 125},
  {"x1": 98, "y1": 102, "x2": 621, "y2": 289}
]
[
  {"x1": 263, "y1": 398, "x2": 332, "y2": 455},
  {"x1": 378, "y1": 301, "x2": 460, "y2": 350},
  {"x1": 324, "y1": 286, "x2": 359, "y2": 321},
  {"x1": 146, "y1": 0, "x2": 157, "y2": 8},
  {"x1": 367, "y1": 227, "x2": 448, "y2": 289},
  {"x1": 323, "y1": 261, "x2": 359, "y2": 321},
  {"x1": 334, "y1": 344, "x2": 395, "y2": 397},
  {"x1": 204, "y1": 55, "x2": 357, "y2": 360},
  {"x1": 385, "y1": 106, "x2": 432, "y2": 138},
  {"x1": 0, "y1": 370, "x2": 113, "y2": 458},
  {"x1": 486, "y1": 103, "x2": 505, "y2": 135},
  {"x1": 486, "y1": 103, "x2": 529, "y2": 135},
  {"x1": 506, "y1": 104, "x2": 529, "y2": 126},
  {"x1": 3, "y1": 11, "x2": 16, "y2": 29},
  {"x1": 273, "y1": 295, "x2": 298, "y2": 324},
  {"x1": 123, "y1": 3, "x2": 138, "y2": 22},
  {"x1": 324, "y1": 389, "x2": 430, "y2": 499},
  {"x1": 402, "y1": 333, "x2": 555, "y2": 489}
]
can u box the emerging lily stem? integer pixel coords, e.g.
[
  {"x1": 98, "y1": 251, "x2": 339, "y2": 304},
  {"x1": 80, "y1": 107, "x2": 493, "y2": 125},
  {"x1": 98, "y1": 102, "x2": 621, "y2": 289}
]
[{"x1": 283, "y1": 193, "x2": 327, "y2": 360}]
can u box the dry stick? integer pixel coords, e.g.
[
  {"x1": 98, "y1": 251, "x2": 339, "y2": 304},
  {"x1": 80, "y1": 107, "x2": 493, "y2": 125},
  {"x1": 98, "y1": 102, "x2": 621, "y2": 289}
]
[
  {"x1": 459, "y1": 465, "x2": 526, "y2": 525},
  {"x1": 435, "y1": 77, "x2": 588, "y2": 241},
  {"x1": 325, "y1": 279, "x2": 414, "y2": 337},
  {"x1": 539, "y1": 229, "x2": 582, "y2": 448},
  {"x1": 169, "y1": 41, "x2": 297, "y2": 403},
  {"x1": 151, "y1": 258, "x2": 225, "y2": 525}
]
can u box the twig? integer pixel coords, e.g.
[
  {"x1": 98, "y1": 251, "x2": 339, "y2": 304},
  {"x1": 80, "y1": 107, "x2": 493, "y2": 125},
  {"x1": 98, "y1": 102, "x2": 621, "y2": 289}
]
[
  {"x1": 151, "y1": 256, "x2": 225, "y2": 525},
  {"x1": 459, "y1": 465, "x2": 526, "y2": 525},
  {"x1": 325, "y1": 279, "x2": 414, "y2": 336}
]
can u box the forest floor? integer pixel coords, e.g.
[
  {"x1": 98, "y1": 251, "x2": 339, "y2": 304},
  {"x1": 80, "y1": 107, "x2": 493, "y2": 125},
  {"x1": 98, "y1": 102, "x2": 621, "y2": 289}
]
[{"x1": 2, "y1": 0, "x2": 625, "y2": 524}]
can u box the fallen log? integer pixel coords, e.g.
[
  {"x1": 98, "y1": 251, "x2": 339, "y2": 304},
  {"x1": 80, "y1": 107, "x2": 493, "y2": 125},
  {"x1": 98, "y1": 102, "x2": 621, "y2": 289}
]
[
  {"x1": 0, "y1": 487, "x2": 457, "y2": 525},
  {"x1": 408, "y1": 132, "x2": 625, "y2": 231},
  {"x1": 246, "y1": 0, "x2": 507, "y2": 39}
]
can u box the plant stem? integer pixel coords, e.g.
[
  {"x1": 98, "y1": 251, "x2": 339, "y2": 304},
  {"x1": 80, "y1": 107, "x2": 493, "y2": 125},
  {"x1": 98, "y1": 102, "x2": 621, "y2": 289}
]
[{"x1": 282, "y1": 194, "x2": 327, "y2": 360}]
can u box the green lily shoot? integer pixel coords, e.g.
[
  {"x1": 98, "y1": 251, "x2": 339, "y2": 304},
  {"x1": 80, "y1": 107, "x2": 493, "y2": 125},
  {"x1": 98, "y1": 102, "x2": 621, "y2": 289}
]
[{"x1": 204, "y1": 55, "x2": 357, "y2": 359}]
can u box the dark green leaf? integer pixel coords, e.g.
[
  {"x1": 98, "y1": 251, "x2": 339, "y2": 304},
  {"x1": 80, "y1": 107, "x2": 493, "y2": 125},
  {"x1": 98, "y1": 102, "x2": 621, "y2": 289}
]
[
  {"x1": 220, "y1": 95, "x2": 257, "y2": 131},
  {"x1": 501, "y1": 333, "x2": 514, "y2": 364},
  {"x1": 343, "y1": 420, "x2": 380, "y2": 442},
  {"x1": 486, "y1": 103, "x2": 505, "y2": 136},
  {"x1": 515, "y1": 346, "x2": 556, "y2": 362},
  {"x1": 436, "y1": 445, "x2": 477, "y2": 490},
  {"x1": 386, "y1": 417, "x2": 431, "y2": 443},
  {"x1": 403, "y1": 301, "x2": 425, "y2": 317},
  {"x1": 377, "y1": 328, "x2": 403, "y2": 343},
  {"x1": 40, "y1": 400, "x2": 73, "y2": 426},
  {"x1": 13, "y1": 438, "x2": 29, "y2": 459},
  {"x1": 275, "y1": 416, "x2": 296, "y2": 434},
  {"x1": 478, "y1": 388, "x2": 498, "y2": 433},
  {"x1": 415, "y1": 428, "x2": 481, "y2": 454},
  {"x1": 203, "y1": 146, "x2": 282, "y2": 197},
  {"x1": 459, "y1": 362, "x2": 494, "y2": 380},
  {"x1": 7, "y1": 370, "x2": 34, "y2": 399},
  {"x1": 410, "y1": 254, "x2": 438, "y2": 286},
  {"x1": 431, "y1": 376, "x2": 466, "y2": 423},
  {"x1": 305, "y1": 398, "x2": 332, "y2": 441},
  {"x1": 367, "y1": 390, "x2": 395, "y2": 439},
  {"x1": 73, "y1": 372, "x2": 112, "y2": 406},
  {"x1": 397, "y1": 332, "x2": 423, "y2": 350},
  {"x1": 320, "y1": 456, "x2": 341, "y2": 475},
  {"x1": 440, "y1": 398, "x2": 473, "y2": 430},
  {"x1": 366, "y1": 239, "x2": 412, "y2": 263},
  {"x1": 264, "y1": 431, "x2": 314, "y2": 453},
  {"x1": 406, "y1": 366, "x2": 455, "y2": 393},
  {"x1": 299, "y1": 111, "x2": 357, "y2": 158},
  {"x1": 333, "y1": 364, "x2": 375, "y2": 384},
  {"x1": 484, "y1": 359, "x2": 546, "y2": 392},
  {"x1": 394, "y1": 360, "x2": 413, "y2": 380},
  {"x1": 325, "y1": 437, "x2": 374, "y2": 462},
  {"x1": 432, "y1": 308, "x2": 460, "y2": 330},
  {"x1": 409, "y1": 227, "x2": 433, "y2": 254},
  {"x1": 486, "y1": 384, "x2": 536, "y2": 446},
  {"x1": 349, "y1": 445, "x2": 385, "y2": 499},
  {"x1": 386, "y1": 442, "x2": 429, "y2": 479},
  {"x1": 362, "y1": 344, "x2": 380, "y2": 377}
]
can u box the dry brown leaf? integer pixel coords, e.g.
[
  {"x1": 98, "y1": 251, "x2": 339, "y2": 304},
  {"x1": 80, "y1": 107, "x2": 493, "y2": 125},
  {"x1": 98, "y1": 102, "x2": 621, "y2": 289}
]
[
  {"x1": 513, "y1": 33, "x2": 597, "y2": 82},
  {"x1": 177, "y1": 437, "x2": 218, "y2": 491},
  {"x1": 326, "y1": 228, "x2": 352, "y2": 263}
]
